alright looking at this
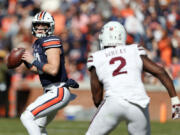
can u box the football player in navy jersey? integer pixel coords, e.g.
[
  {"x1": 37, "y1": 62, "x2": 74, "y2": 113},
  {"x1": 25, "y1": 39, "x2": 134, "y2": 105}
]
[{"x1": 20, "y1": 11, "x2": 79, "y2": 135}]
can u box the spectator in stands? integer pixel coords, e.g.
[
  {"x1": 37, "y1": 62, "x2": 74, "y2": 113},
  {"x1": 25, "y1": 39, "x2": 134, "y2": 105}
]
[
  {"x1": 0, "y1": 0, "x2": 179, "y2": 86},
  {"x1": 0, "y1": 50, "x2": 11, "y2": 117},
  {"x1": 158, "y1": 29, "x2": 172, "y2": 66}
]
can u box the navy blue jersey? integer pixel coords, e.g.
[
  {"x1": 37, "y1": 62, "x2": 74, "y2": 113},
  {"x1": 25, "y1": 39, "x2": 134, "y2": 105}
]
[{"x1": 32, "y1": 35, "x2": 68, "y2": 87}]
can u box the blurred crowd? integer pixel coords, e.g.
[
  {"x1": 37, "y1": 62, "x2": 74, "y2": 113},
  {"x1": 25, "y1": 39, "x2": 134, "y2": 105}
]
[{"x1": 0, "y1": 0, "x2": 180, "y2": 90}]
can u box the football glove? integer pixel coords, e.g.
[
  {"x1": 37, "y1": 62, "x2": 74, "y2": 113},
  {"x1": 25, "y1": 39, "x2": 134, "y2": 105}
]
[
  {"x1": 63, "y1": 79, "x2": 79, "y2": 88},
  {"x1": 172, "y1": 104, "x2": 180, "y2": 119},
  {"x1": 171, "y1": 96, "x2": 180, "y2": 120}
]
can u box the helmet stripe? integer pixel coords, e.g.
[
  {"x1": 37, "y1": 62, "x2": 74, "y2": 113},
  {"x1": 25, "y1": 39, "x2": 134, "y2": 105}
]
[
  {"x1": 38, "y1": 11, "x2": 44, "y2": 20},
  {"x1": 37, "y1": 14, "x2": 40, "y2": 20},
  {"x1": 42, "y1": 11, "x2": 46, "y2": 20}
]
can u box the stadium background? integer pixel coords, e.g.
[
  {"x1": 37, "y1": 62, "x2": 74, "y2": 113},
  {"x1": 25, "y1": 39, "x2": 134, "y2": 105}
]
[{"x1": 0, "y1": 0, "x2": 180, "y2": 123}]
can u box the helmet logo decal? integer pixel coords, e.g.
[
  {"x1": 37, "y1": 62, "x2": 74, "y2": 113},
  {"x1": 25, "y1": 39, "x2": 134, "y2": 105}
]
[{"x1": 109, "y1": 27, "x2": 114, "y2": 31}]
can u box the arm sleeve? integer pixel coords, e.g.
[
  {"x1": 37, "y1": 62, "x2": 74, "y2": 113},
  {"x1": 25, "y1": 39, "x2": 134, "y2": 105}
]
[
  {"x1": 136, "y1": 44, "x2": 147, "y2": 56},
  {"x1": 42, "y1": 37, "x2": 62, "y2": 49},
  {"x1": 87, "y1": 54, "x2": 96, "y2": 71}
]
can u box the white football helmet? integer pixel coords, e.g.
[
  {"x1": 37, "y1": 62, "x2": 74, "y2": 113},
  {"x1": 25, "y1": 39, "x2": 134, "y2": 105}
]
[
  {"x1": 99, "y1": 21, "x2": 127, "y2": 49},
  {"x1": 32, "y1": 11, "x2": 55, "y2": 38}
]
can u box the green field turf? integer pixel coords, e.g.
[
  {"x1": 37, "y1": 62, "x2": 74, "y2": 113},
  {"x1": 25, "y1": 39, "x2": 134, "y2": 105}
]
[{"x1": 0, "y1": 118, "x2": 180, "y2": 135}]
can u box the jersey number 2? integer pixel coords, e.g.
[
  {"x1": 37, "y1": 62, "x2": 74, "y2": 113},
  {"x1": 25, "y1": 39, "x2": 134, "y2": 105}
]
[{"x1": 110, "y1": 56, "x2": 127, "y2": 76}]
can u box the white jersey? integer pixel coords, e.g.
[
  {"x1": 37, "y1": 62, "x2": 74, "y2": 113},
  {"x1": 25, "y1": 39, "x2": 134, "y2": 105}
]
[{"x1": 87, "y1": 44, "x2": 150, "y2": 108}]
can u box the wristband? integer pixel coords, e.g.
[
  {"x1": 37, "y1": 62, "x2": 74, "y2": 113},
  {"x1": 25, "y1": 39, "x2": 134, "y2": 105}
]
[
  {"x1": 171, "y1": 96, "x2": 180, "y2": 105},
  {"x1": 32, "y1": 60, "x2": 45, "y2": 71},
  {"x1": 23, "y1": 61, "x2": 33, "y2": 69}
]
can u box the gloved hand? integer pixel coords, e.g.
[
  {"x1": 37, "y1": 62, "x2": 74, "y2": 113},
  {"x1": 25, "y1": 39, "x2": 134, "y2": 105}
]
[
  {"x1": 172, "y1": 104, "x2": 180, "y2": 119},
  {"x1": 171, "y1": 96, "x2": 180, "y2": 120},
  {"x1": 64, "y1": 79, "x2": 79, "y2": 88}
]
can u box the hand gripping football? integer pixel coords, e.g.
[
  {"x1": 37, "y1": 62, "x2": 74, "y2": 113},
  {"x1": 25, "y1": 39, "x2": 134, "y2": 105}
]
[{"x1": 7, "y1": 48, "x2": 25, "y2": 69}]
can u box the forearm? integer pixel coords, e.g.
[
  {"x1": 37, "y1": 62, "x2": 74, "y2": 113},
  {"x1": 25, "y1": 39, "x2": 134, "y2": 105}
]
[
  {"x1": 32, "y1": 60, "x2": 59, "y2": 76},
  {"x1": 142, "y1": 55, "x2": 177, "y2": 98},
  {"x1": 154, "y1": 69, "x2": 177, "y2": 97},
  {"x1": 158, "y1": 70, "x2": 180, "y2": 120}
]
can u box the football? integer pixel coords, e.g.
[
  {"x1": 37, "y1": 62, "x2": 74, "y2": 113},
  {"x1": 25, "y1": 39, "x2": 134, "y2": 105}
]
[{"x1": 7, "y1": 48, "x2": 25, "y2": 69}]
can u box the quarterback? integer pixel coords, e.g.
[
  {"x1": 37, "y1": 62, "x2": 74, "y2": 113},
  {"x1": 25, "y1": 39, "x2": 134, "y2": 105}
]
[
  {"x1": 86, "y1": 21, "x2": 180, "y2": 135},
  {"x1": 20, "y1": 11, "x2": 79, "y2": 135}
]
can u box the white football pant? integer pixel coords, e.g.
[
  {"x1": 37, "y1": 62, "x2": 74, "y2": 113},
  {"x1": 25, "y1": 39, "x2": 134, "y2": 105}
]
[
  {"x1": 20, "y1": 84, "x2": 71, "y2": 135},
  {"x1": 86, "y1": 96, "x2": 150, "y2": 135}
]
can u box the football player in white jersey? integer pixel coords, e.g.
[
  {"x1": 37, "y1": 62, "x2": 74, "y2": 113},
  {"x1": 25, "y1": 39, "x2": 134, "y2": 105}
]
[{"x1": 86, "y1": 21, "x2": 180, "y2": 135}]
